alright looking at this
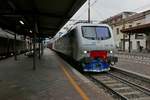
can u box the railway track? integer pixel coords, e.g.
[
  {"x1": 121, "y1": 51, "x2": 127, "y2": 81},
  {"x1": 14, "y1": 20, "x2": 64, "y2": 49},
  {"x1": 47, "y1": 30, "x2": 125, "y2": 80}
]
[{"x1": 86, "y1": 67, "x2": 150, "y2": 100}]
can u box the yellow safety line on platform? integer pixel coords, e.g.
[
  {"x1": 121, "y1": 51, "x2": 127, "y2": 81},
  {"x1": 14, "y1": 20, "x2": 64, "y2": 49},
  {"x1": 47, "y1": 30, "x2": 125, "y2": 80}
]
[{"x1": 60, "y1": 65, "x2": 89, "y2": 100}]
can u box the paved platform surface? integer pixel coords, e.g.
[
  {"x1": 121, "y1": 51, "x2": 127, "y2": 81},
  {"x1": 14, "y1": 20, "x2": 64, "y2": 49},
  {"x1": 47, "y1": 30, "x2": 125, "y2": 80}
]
[
  {"x1": 116, "y1": 52, "x2": 150, "y2": 58},
  {"x1": 0, "y1": 48, "x2": 113, "y2": 100},
  {"x1": 115, "y1": 52, "x2": 150, "y2": 77}
]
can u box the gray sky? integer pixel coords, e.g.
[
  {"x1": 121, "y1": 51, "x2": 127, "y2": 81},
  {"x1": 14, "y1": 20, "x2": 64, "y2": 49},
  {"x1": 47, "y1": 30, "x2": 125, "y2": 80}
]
[
  {"x1": 72, "y1": 0, "x2": 150, "y2": 21},
  {"x1": 55, "y1": 0, "x2": 150, "y2": 38}
]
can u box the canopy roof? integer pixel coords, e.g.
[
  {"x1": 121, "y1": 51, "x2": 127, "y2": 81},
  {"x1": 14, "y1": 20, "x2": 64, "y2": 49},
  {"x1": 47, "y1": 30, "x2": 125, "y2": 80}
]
[
  {"x1": 121, "y1": 23, "x2": 150, "y2": 33},
  {"x1": 0, "y1": 0, "x2": 86, "y2": 37}
]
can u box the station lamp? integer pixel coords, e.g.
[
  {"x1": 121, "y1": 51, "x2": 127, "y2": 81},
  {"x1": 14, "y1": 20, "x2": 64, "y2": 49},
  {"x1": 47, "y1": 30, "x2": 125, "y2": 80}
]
[
  {"x1": 29, "y1": 30, "x2": 32, "y2": 33},
  {"x1": 19, "y1": 20, "x2": 24, "y2": 25}
]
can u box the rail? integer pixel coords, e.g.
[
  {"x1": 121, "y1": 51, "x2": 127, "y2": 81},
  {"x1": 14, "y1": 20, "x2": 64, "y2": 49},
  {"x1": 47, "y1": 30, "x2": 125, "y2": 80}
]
[{"x1": 86, "y1": 67, "x2": 150, "y2": 100}]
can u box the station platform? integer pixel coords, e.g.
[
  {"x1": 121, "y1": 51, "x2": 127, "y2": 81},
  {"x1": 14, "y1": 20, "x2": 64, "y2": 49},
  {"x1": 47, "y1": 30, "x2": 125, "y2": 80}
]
[
  {"x1": 115, "y1": 52, "x2": 150, "y2": 77},
  {"x1": 0, "y1": 48, "x2": 113, "y2": 100}
]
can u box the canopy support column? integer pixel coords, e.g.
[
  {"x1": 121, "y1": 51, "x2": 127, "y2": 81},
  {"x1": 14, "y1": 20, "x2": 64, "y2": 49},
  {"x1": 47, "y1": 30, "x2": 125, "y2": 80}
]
[
  {"x1": 38, "y1": 37, "x2": 41, "y2": 59},
  {"x1": 33, "y1": 32, "x2": 36, "y2": 70},
  {"x1": 14, "y1": 32, "x2": 17, "y2": 60},
  {"x1": 33, "y1": 20, "x2": 38, "y2": 70},
  {"x1": 30, "y1": 37, "x2": 32, "y2": 51},
  {"x1": 123, "y1": 34, "x2": 125, "y2": 51},
  {"x1": 41, "y1": 41, "x2": 44, "y2": 55},
  {"x1": 128, "y1": 33, "x2": 131, "y2": 53}
]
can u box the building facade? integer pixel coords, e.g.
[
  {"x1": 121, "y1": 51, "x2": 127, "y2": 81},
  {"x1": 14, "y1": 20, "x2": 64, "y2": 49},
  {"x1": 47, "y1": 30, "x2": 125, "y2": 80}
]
[{"x1": 101, "y1": 11, "x2": 150, "y2": 52}]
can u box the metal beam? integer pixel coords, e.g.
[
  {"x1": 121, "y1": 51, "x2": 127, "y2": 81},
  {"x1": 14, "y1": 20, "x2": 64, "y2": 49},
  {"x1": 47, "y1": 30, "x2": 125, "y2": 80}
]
[
  {"x1": 14, "y1": 32, "x2": 17, "y2": 60},
  {"x1": 128, "y1": 33, "x2": 131, "y2": 53},
  {"x1": 88, "y1": 0, "x2": 90, "y2": 23},
  {"x1": 33, "y1": 19, "x2": 38, "y2": 70},
  {"x1": 0, "y1": 11, "x2": 68, "y2": 19},
  {"x1": 58, "y1": 0, "x2": 86, "y2": 29},
  {"x1": 38, "y1": 37, "x2": 41, "y2": 59},
  {"x1": 123, "y1": 20, "x2": 125, "y2": 51},
  {"x1": 39, "y1": 27, "x2": 58, "y2": 31},
  {"x1": 41, "y1": 41, "x2": 44, "y2": 55},
  {"x1": 7, "y1": 0, "x2": 16, "y2": 11},
  {"x1": 123, "y1": 34, "x2": 125, "y2": 51},
  {"x1": 30, "y1": 37, "x2": 32, "y2": 51},
  {"x1": 33, "y1": 32, "x2": 36, "y2": 70}
]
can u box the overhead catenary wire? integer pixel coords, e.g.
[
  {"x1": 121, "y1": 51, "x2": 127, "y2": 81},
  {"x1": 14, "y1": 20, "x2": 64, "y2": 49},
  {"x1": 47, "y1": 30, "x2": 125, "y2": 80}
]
[
  {"x1": 57, "y1": 1, "x2": 150, "y2": 39},
  {"x1": 71, "y1": 0, "x2": 98, "y2": 21},
  {"x1": 66, "y1": 1, "x2": 150, "y2": 31}
]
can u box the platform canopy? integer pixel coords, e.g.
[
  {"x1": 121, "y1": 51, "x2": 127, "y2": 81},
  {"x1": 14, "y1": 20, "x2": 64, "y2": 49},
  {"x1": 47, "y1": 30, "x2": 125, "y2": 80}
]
[
  {"x1": 0, "y1": 0, "x2": 86, "y2": 37},
  {"x1": 121, "y1": 23, "x2": 150, "y2": 34}
]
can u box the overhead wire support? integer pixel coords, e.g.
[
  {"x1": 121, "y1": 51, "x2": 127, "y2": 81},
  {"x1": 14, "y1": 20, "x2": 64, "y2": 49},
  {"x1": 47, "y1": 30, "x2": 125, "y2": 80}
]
[
  {"x1": 88, "y1": 0, "x2": 90, "y2": 23},
  {"x1": 14, "y1": 32, "x2": 17, "y2": 60},
  {"x1": 33, "y1": 17, "x2": 38, "y2": 70}
]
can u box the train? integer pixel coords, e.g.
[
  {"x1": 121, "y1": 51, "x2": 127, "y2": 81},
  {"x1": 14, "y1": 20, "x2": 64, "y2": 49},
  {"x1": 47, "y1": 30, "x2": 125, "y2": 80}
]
[
  {"x1": 0, "y1": 28, "x2": 27, "y2": 59},
  {"x1": 51, "y1": 23, "x2": 118, "y2": 72}
]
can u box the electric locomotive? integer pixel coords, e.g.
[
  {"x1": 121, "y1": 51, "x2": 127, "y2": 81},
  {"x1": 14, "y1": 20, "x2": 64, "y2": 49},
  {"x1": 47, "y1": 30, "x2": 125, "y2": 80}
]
[{"x1": 53, "y1": 23, "x2": 118, "y2": 72}]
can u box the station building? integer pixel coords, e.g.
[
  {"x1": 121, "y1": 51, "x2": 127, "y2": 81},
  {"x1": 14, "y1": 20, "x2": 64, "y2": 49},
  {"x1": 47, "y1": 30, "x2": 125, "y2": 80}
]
[{"x1": 101, "y1": 10, "x2": 150, "y2": 53}]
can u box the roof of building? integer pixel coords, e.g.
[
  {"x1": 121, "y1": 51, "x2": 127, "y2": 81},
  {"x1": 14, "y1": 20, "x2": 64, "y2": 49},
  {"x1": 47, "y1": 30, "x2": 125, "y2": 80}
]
[
  {"x1": 121, "y1": 23, "x2": 150, "y2": 33},
  {"x1": 101, "y1": 10, "x2": 150, "y2": 26},
  {"x1": 101, "y1": 11, "x2": 136, "y2": 23},
  {"x1": 0, "y1": 0, "x2": 86, "y2": 38}
]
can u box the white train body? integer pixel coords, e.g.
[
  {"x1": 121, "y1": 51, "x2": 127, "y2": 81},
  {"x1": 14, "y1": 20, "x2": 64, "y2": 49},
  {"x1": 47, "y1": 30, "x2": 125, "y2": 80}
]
[{"x1": 53, "y1": 23, "x2": 116, "y2": 61}]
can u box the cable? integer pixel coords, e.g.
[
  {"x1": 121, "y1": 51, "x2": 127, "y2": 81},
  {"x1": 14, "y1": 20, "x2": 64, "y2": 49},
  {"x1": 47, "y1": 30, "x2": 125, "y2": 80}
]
[{"x1": 73, "y1": 0, "x2": 98, "y2": 20}]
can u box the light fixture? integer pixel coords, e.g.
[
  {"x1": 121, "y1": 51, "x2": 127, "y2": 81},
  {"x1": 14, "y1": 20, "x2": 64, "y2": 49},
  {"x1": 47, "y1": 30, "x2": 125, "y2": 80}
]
[
  {"x1": 84, "y1": 51, "x2": 87, "y2": 53},
  {"x1": 110, "y1": 50, "x2": 113, "y2": 54},
  {"x1": 29, "y1": 30, "x2": 32, "y2": 33},
  {"x1": 19, "y1": 20, "x2": 24, "y2": 25}
]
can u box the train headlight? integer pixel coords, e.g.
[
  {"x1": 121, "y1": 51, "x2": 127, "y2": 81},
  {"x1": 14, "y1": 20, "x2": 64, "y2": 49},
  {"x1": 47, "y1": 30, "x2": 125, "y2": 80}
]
[
  {"x1": 110, "y1": 50, "x2": 113, "y2": 54},
  {"x1": 84, "y1": 51, "x2": 87, "y2": 54}
]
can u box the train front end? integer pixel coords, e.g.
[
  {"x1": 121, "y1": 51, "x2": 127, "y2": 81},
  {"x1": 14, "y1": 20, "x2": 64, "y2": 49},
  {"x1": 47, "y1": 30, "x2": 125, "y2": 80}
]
[
  {"x1": 81, "y1": 50, "x2": 118, "y2": 72},
  {"x1": 78, "y1": 24, "x2": 118, "y2": 72}
]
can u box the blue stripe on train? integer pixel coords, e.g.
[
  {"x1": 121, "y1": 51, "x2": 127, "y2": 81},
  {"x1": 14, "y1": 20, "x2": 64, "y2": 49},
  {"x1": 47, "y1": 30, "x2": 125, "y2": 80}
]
[{"x1": 83, "y1": 59, "x2": 110, "y2": 72}]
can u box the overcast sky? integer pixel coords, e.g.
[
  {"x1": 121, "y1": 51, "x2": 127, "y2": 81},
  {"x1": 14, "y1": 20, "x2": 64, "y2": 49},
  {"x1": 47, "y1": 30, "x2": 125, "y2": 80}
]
[
  {"x1": 54, "y1": 0, "x2": 150, "y2": 38},
  {"x1": 71, "y1": 0, "x2": 150, "y2": 21}
]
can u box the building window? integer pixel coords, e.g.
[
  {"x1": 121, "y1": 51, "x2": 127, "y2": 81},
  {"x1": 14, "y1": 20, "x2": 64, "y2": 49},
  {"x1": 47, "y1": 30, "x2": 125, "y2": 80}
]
[
  {"x1": 111, "y1": 26, "x2": 113, "y2": 29},
  {"x1": 116, "y1": 28, "x2": 119, "y2": 35},
  {"x1": 129, "y1": 25, "x2": 132, "y2": 28},
  {"x1": 122, "y1": 26, "x2": 125, "y2": 29},
  {"x1": 135, "y1": 33, "x2": 144, "y2": 39},
  {"x1": 136, "y1": 23, "x2": 141, "y2": 26}
]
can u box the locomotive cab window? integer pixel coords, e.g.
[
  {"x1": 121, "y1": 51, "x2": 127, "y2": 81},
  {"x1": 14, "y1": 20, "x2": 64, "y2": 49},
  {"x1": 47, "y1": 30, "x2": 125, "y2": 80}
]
[
  {"x1": 96, "y1": 27, "x2": 111, "y2": 40},
  {"x1": 82, "y1": 27, "x2": 96, "y2": 40},
  {"x1": 82, "y1": 26, "x2": 111, "y2": 40}
]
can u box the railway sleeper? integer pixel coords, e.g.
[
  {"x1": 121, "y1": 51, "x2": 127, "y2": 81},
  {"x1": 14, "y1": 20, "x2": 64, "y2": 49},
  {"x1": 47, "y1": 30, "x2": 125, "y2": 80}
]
[
  {"x1": 102, "y1": 80, "x2": 118, "y2": 84},
  {"x1": 123, "y1": 92, "x2": 148, "y2": 100},
  {"x1": 122, "y1": 91, "x2": 141, "y2": 96},
  {"x1": 107, "y1": 83, "x2": 125, "y2": 88},
  {"x1": 115, "y1": 88, "x2": 135, "y2": 93},
  {"x1": 95, "y1": 76, "x2": 112, "y2": 81},
  {"x1": 113, "y1": 87, "x2": 131, "y2": 91},
  {"x1": 91, "y1": 74, "x2": 150, "y2": 100},
  {"x1": 137, "y1": 96, "x2": 150, "y2": 100}
]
